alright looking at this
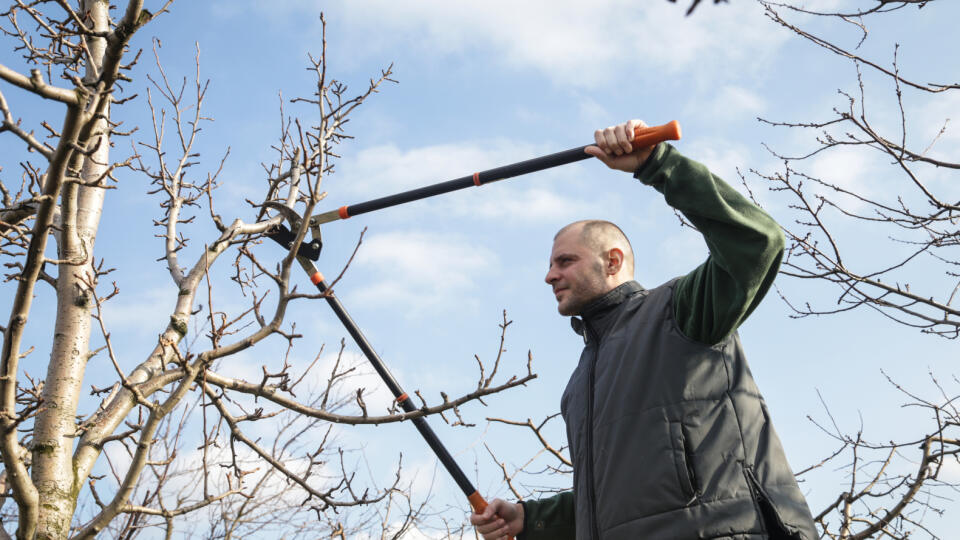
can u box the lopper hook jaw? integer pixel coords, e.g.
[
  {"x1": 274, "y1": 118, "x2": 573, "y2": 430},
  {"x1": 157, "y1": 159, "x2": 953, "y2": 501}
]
[{"x1": 263, "y1": 201, "x2": 323, "y2": 261}]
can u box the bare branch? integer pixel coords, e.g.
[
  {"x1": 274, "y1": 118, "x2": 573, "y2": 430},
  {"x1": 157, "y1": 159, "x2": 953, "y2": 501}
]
[
  {"x1": 203, "y1": 366, "x2": 536, "y2": 426},
  {"x1": 0, "y1": 63, "x2": 80, "y2": 104}
]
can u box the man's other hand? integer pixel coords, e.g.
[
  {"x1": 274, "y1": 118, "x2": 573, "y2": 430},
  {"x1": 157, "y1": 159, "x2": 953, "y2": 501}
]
[
  {"x1": 469, "y1": 498, "x2": 524, "y2": 540},
  {"x1": 586, "y1": 118, "x2": 657, "y2": 172}
]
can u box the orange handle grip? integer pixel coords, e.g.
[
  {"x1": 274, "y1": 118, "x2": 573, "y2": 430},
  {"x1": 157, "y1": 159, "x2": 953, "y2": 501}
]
[
  {"x1": 468, "y1": 492, "x2": 516, "y2": 540},
  {"x1": 468, "y1": 491, "x2": 488, "y2": 514},
  {"x1": 632, "y1": 120, "x2": 682, "y2": 149}
]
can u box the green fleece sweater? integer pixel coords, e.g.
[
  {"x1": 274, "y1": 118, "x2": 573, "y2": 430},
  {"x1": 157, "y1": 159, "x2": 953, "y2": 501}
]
[{"x1": 518, "y1": 143, "x2": 785, "y2": 539}]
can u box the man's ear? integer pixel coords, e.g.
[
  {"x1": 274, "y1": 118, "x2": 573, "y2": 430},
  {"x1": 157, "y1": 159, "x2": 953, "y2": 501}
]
[{"x1": 606, "y1": 248, "x2": 624, "y2": 275}]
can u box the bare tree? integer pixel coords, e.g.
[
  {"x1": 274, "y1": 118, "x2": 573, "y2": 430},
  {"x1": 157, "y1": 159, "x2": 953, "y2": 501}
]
[
  {"x1": 796, "y1": 373, "x2": 959, "y2": 540},
  {"x1": 753, "y1": 0, "x2": 959, "y2": 337},
  {"x1": 0, "y1": 3, "x2": 533, "y2": 539},
  {"x1": 748, "y1": 1, "x2": 959, "y2": 538}
]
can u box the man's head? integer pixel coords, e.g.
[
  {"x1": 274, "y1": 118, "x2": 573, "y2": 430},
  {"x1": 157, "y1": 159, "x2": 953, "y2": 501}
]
[{"x1": 544, "y1": 220, "x2": 635, "y2": 316}]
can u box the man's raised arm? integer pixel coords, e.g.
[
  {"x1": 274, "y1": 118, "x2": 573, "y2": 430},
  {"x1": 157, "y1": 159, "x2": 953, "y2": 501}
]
[{"x1": 588, "y1": 120, "x2": 785, "y2": 345}]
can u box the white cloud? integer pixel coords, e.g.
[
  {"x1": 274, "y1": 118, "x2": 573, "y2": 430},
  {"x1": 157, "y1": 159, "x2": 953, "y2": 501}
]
[
  {"x1": 100, "y1": 285, "x2": 175, "y2": 337},
  {"x1": 338, "y1": 1, "x2": 626, "y2": 87},
  {"x1": 698, "y1": 85, "x2": 768, "y2": 122},
  {"x1": 350, "y1": 230, "x2": 499, "y2": 313},
  {"x1": 685, "y1": 138, "x2": 753, "y2": 184},
  {"x1": 335, "y1": 140, "x2": 541, "y2": 196},
  {"x1": 339, "y1": 1, "x2": 788, "y2": 87},
  {"x1": 448, "y1": 186, "x2": 606, "y2": 223},
  {"x1": 654, "y1": 228, "x2": 708, "y2": 278},
  {"x1": 913, "y1": 90, "x2": 960, "y2": 169},
  {"x1": 404, "y1": 458, "x2": 442, "y2": 502},
  {"x1": 680, "y1": 137, "x2": 786, "y2": 212},
  {"x1": 231, "y1": 0, "x2": 789, "y2": 89},
  {"x1": 941, "y1": 456, "x2": 960, "y2": 483},
  {"x1": 578, "y1": 96, "x2": 612, "y2": 123},
  {"x1": 396, "y1": 2, "x2": 781, "y2": 85},
  {"x1": 806, "y1": 145, "x2": 876, "y2": 207}
]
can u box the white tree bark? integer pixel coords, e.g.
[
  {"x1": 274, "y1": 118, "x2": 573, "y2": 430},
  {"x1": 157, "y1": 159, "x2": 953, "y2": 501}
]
[{"x1": 30, "y1": 3, "x2": 110, "y2": 538}]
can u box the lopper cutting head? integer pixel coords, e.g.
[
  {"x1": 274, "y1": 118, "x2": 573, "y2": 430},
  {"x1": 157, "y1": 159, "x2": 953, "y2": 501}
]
[{"x1": 263, "y1": 201, "x2": 323, "y2": 261}]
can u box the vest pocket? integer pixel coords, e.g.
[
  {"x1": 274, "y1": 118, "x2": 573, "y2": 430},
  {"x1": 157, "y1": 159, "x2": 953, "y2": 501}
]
[
  {"x1": 669, "y1": 421, "x2": 699, "y2": 503},
  {"x1": 743, "y1": 465, "x2": 802, "y2": 539}
]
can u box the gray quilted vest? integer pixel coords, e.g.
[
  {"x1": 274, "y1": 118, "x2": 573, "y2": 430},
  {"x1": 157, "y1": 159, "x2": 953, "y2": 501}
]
[{"x1": 561, "y1": 280, "x2": 817, "y2": 539}]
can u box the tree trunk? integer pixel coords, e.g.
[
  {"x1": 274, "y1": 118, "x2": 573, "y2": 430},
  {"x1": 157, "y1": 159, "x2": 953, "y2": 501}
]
[{"x1": 31, "y1": 2, "x2": 109, "y2": 538}]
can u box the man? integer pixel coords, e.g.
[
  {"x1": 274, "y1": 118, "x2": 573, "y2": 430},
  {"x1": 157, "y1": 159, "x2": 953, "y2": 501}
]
[{"x1": 470, "y1": 120, "x2": 818, "y2": 539}]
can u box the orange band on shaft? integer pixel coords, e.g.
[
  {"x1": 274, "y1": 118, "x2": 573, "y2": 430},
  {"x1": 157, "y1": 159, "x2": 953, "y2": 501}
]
[
  {"x1": 338, "y1": 206, "x2": 350, "y2": 219},
  {"x1": 395, "y1": 393, "x2": 409, "y2": 404},
  {"x1": 472, "y1": 172, "x2": 481, "y2": 187},
  {"x1": 310, "y1": 272, "x2": 324, "y2": 285}
]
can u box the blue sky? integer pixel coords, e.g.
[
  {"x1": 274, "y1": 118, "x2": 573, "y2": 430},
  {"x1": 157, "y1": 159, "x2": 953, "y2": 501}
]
[{"x1": 2, "y1": 0, "x2": 959, "y2": 537}]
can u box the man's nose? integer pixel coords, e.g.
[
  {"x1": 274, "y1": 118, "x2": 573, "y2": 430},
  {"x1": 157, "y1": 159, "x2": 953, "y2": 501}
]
[{"x1": 545, "y1": 267, "x2": 558, "y2": 285}]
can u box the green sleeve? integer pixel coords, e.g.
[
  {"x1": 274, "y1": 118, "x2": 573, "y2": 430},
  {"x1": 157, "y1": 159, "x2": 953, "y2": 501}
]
[
  {"x1": 518, "y1": 491, "x2": 575, "y2": 540},
  {"x1": 635, "y1": 143, "x2": 785, "y2": 345}
]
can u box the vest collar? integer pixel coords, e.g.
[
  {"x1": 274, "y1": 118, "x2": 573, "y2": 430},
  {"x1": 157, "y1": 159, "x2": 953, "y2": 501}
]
[{"x1": 570, "y1": 281, "x2": 646, "y2": 340}]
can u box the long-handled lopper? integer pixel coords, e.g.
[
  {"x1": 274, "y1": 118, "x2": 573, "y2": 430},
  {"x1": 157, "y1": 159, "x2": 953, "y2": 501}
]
[
  {"x1": 266, "y1": 120, "x2": 681, "y2": 534},
  {"x1": 305, "y1": 120, "x2": 681, "y2": 228}
]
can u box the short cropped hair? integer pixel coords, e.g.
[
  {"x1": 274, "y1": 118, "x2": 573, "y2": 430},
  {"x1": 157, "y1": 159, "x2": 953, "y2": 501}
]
[{"x1": 556, "y1": 220, "x2": 635, "y2": 276}]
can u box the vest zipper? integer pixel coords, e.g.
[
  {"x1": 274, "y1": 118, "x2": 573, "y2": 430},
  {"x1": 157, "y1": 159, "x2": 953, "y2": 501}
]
[
  {"x1": 744, "y1": 465, "x2": 797, "y2": 538},
  {"x1": 584, "y1": 322, "x2": 602, "y2": 540}
]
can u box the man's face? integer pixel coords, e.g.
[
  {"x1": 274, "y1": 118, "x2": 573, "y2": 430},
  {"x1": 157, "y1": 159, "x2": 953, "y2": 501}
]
[{"x1": 545, "y1": 227, "x2": 609, "y2": 316}]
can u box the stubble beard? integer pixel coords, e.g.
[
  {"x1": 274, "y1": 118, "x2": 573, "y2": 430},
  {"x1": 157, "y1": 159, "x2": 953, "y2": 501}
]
[{"x1": 557, "y1": 263, "x2": 608, "y2": 316}]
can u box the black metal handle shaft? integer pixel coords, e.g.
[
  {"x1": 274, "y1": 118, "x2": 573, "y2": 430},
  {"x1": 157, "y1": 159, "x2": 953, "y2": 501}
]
[
  {"x1": 311, "y1": 120, "x2": 681, "y2": 226},
  {"x1": 310, "y1": 145, "x2": 591, "y2": 225},
  {"x1": 347, "y1": 145, "x2": 590, "y2": 218},
  {"x1": 307, "y1": 269, "x2": 478, "y2": 498}
]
